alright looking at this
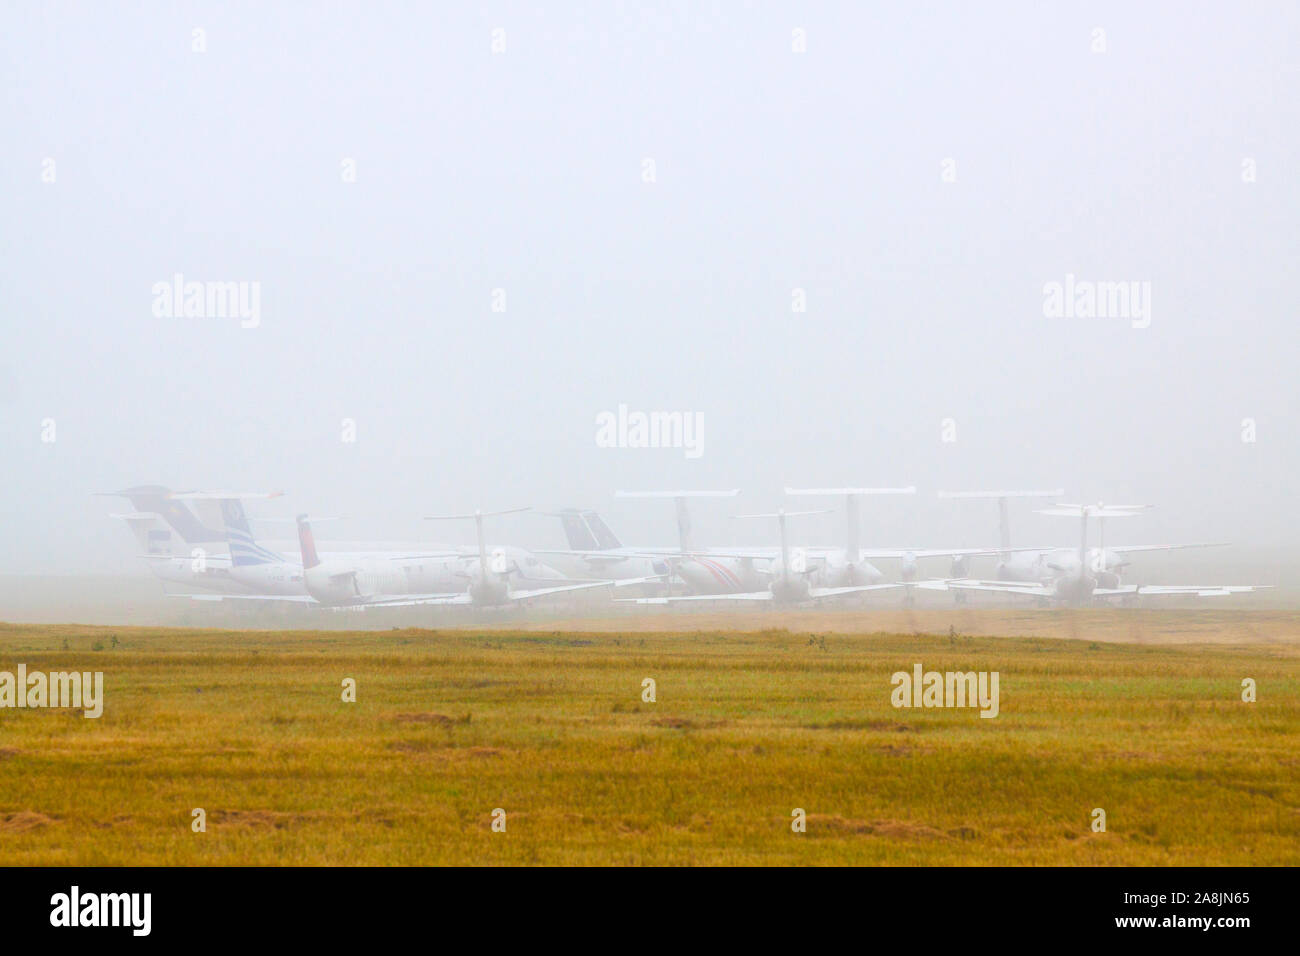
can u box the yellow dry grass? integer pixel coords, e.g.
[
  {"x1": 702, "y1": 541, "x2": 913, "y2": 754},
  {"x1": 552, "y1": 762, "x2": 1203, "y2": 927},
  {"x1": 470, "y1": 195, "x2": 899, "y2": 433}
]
[{"x1": 0, "y1": 614, "x2": 1297, "y2": 865}]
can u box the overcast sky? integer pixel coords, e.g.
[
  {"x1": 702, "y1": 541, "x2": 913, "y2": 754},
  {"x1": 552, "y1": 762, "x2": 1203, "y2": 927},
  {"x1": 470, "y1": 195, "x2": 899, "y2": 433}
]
[{"x1": 2, "y1": 1, "x2": 1297, "y2": 572}]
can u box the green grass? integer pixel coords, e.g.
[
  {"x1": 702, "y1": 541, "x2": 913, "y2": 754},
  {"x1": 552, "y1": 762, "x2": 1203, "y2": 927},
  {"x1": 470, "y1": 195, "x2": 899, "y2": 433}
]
[{"x1": 0, "y1": 621, "x2": 1297, "y2": 865}]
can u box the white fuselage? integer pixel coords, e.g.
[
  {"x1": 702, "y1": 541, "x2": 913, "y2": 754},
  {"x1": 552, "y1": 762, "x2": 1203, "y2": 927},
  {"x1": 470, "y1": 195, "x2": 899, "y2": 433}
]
[
  {"x1": 675, "y1": 554, "x2": 769, "y2": 593},
  {"x1": 997, "y1": 548, "x2": 1124, "y2": 588},
  {"x1": 242, "y1": 551, "x2": 470, "y2": 603},
  {"x1": 142, "y1": 555, "x2": 251, "y2": 594},
  {"x1": 302, "y1": 553, "x2": 464, "y2": 606},
  {"x1": 810, "y1": 550, "x2": 886, "y2": 588},
  {"x1": 543, "y1": 551, "x2": 672, "y2": 584}
]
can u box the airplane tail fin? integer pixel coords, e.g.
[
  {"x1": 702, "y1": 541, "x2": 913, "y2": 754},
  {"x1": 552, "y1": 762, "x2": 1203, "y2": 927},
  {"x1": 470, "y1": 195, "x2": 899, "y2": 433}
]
[
  {"x1": 549, "y1": 508, "x2": 624, "y2": 551},
  {"x1": 938, "y1": 489, "x2": 1065, "y2": 557},
  {"x1": 425, "y1": 508, "x2": 531, "y2": 572},
  {"x1": 584, "y1": 511, "x2": 622, "y2": 550},
  {"x1": 553, "y1": 510, "x2": 599, "y2": 551},
  {"x1": 216, "y1": 497, "x2": 285, "y2": 566},
  {"x1": 296, "y1": 514, "x2": 321, "y2": 570},
  {"x1": 97, "y1": 486, "x2": 223, "y2": 544},
  {"x1": 785, "y1": 487, "x2": 916, "y2": 558},
  {"x1": 615, "y1": 490, "x2": 740, "y2": 553}
]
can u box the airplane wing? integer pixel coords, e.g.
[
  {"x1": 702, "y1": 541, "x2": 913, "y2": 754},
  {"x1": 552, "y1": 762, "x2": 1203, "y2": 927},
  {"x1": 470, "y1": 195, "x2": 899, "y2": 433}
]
[
  {"x1": 139, "y1": 554, "x2": 232, "y2": 564},
  {"x1": 631, "y1": 548, "x2": 777, "y2": 562},
  {"x1": 616, "y1": 591, "x2": 774, "y2": 604},
  {"x1": 508, "y1": 580, "x2": 616, "y2": 601},
  {"x1": 1135, "y1": 585, "x2": 1269, "y2": 596},
  {"x1": 170, "y1": 591, "x2": 467, "y2": 606},
  {"x1": 168, "y1": 593, "x2": 320, "y2": 603},
  {"x1": 1106, "y1": 543, "x2": 1229, "y2": 554},
  {"x1": 617, "y1": 583, "x2": 902, "y2": 605},
  {"x1": 857, "y1": 546, "x2": 1060, "y2": 559},
  {"x1": 611, "y1": 574, "x2": 671, "y2": 588},
  {"x1": 914, "y1": 580, "x2": 1054, "y2": 597},
  {"x1": 358, "y1": 591, "x2": 469, "y2": 605},
  {"x1": 807, "y1": 584, "x2": 902, "y2": 598},
  {"x1": 409, "y1": 593, "x2": 476, "y2": 606},
  {"x1": 530, "y1": 549, "x2": 637, "y2": 565},
  {"x1": 353, "y1": 593, "x2": 470, "y2": 607}
]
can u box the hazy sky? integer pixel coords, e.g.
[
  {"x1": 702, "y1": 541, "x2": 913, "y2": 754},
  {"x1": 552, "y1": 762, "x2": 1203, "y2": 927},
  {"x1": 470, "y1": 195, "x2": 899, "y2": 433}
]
[{"x1": 2, "y1": 1, "x2": 1297, "y2": 572}]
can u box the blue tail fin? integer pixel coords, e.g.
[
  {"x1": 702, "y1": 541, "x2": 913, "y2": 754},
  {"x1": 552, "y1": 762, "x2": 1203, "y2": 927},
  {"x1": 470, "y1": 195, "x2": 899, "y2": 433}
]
[
  {"x1": 558, "y1": 509, "x2": 599, "y2": 550},
  {"x1": 221, "y1": 499, "x2": 286, "y2": 566},
  {"x1": 585, "y1": 512, "x2": 622, "y2": 550}
]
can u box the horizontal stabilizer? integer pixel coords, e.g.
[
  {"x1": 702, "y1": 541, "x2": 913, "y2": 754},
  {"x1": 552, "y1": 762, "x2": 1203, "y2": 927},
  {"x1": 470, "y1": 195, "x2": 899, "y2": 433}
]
[
  {"x1": 734, "y1": 510, "x2": 831, "y2": 520},
  {"x1": 615, "y1": 490, "x2": 740, "y2": 499},
  {"x1": 1037, "y1": 506, "x2": 1144, "y2": 518},
  {"x1": 1054, "y1": 503, "x2": 1150, "y2": 512},
  {"x1": 251, "y1": 516, "x2": 346, "y2": 524},
  {"x1": 938, "y1": 489, "x2": 1065, "y2": 499},
  {"x1": 424, "y1": 508, "x2": 531, "y2": 520},
  {"x1": 785, "y1": 487, "x2": 916, "y2": 496},
  {"x1": 169, "y1": 491, "x2": 286, "y2": 501}
]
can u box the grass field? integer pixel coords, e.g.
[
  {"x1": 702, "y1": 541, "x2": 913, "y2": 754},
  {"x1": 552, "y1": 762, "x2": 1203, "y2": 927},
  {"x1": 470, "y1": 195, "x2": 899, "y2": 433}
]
[{"x1": 1, "y1": 614, "x2": 1298, "y2": 865}]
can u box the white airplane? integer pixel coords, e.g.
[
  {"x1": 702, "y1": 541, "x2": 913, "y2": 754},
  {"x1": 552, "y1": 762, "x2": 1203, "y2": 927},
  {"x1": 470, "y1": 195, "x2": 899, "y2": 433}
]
[
  {"x1": 917, "y1": 503, "x2": 1268, "y2": 605},
  {"x1": 780, "y1": 487, "x2": 1031, "y2": 585},
  {"x1": 418, "y1": 508, "x2": 616, "y2": 608},
  {"x1": 937, "y1": 490, "x2": 1224, "y2": 588},
  {"x1": 534, "y1": 491, "x2": 768, "y2": 594},
  {"x1": 533, "y1": 509, "x2": 675, "y2": 587},
  {"x1": 164, "y1": 497, "x2": 469, "y2": 608},
  {"x1": 107, "y1": 508, "x2": 243, "y2": 593},
  {"x1": 617, "y1": 508, "x2": 902, "y2": 606},
  {"x1": 100, "y1": 486, "x2": 286, "y2": 595},
  {"x1": 779, "y1": 488, "x2": 910, "y2": 586},
  {"x1": 288, "y1": 513, "x2": 470, "y2": 608},
  {"x1": 611, "y1": 490, "x2": 772, "y2": 594}
]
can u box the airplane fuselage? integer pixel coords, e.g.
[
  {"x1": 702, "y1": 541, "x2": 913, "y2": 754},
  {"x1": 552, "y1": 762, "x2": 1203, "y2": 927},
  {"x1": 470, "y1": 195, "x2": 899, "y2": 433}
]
[
  {"x1": 813, "y1": 551, "x2": 886, "y2": 588},
  {"x1": 997, "y1": 548, "x2": 1124, "y2": 588}
]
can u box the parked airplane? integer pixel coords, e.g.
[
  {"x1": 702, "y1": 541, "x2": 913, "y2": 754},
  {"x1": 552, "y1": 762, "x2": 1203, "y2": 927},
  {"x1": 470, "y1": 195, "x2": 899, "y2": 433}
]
[
  {"x1": 609, "y1": 490, "x2": 771, "y2": 594},
  {"x1": 780, "y1": 488, "x2": 910, "y2": 586},
  {"x1": 164, "y1": 498, "x2": 470, "y2": 608},
  {"x1": 533, "y1": 509, "x2": 674, "y2": 587},
  {"x1": 937, "y1": 490, "x2": 1222, "y2": 587},
  {"x1": 781, "y1": 487, "x2": 1027, "y2": 585},
  {"x1": 617, "y1": 508, "x2": 902, "y2": 606},
  {"x1": 290, "y1": 514, "x2": 470, "y2": 607},
  {"x1": 99, "y1": 486, "x2": 288, "y2": 594},
  {"x1": 917, "y1": 504, "x2": 1267, "y2": 605},
  {"x1": 420, "y1": 509, "x2": 616, "y2": 607},
  {"x1": 106, "y1": 507, "x2": 243, "y2": 594}
]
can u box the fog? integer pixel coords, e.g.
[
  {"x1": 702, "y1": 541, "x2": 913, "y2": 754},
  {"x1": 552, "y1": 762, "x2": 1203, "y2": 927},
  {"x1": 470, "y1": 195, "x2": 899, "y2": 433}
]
[{"x1": 2, "y1": 2, "x2": 1297, "y2": 587}]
